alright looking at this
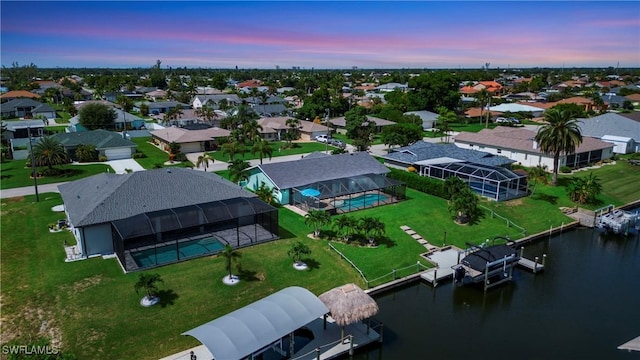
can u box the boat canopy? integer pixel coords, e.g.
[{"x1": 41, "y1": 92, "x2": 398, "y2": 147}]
[{"x1": 182, "y1": 286, "x2": 329, "y2": 360}]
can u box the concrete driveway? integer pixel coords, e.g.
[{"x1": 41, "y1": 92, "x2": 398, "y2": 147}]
[{"x1": 105, "y1": 159, "x2": 145, "y2": 174}]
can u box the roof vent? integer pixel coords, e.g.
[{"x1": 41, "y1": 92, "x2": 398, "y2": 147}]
[{"x1": 167, "y1": 169, "x2": 172, "y2": 173}]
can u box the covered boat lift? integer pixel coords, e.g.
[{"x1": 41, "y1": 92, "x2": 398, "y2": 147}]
[{"x1": 183, "y1": 286, "x2": 328, "y2": 360}]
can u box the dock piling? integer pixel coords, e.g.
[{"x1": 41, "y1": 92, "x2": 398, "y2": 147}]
[
  {"x1": 542, "y1": 254, "x2": 547, "y2": 268},
  {"x1": 349, "y1": 335, "x2": 354, "y2": 356},
  {"x1": 534, "y1": 256, "x2": 539, "y2": 273}
]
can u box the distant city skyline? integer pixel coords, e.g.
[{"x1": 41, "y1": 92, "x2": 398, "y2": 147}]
[{"x1": 1, "y1": 1, "x2": 639, "y2": 69}]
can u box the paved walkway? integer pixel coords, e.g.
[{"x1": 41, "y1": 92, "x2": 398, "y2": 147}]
[{"x1": 158, "y1": 345, "x2": 213, "y2": 360}]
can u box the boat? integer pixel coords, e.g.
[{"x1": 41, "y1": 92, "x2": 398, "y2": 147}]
[
  {"x1": 452, "y1": 239, "x2": 521, "y2": 290},
  {"x1": 596, "y1": 207, "x2": 640, "y2": 235}
]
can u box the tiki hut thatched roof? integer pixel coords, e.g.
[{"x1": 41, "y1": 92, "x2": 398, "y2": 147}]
[{"x1": 318, "y1": 283, "x2": 379, "y2": 327}]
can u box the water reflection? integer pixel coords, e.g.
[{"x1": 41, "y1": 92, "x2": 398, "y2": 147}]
[{"x1": 353, "y1": 227, "x2": 640, "y2": 360}]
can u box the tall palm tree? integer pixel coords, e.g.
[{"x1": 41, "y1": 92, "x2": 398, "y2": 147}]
[
  {"x1": 285, "y1": 118, "x2": 301, "y2": 145},
  {"x1": 195, "y1": 104, "x2": 218, "y2": 126},
  {"x1": 227, "y1": 158, "x2": 250, "y2": 184},
  {"x1": 476, "y1": 89, "x2": 491, "y2": 128},
  {"x1": 304, "y1": 209, "x2": 331, "y2": 238},
  {"x1": 31, "y1": 136, "x2": 71, "y2": 171},
  {"x1": 221, "y1": 244, "x2": 241, "y2": 280},
  {"x1": 196, "y1": 153, "x2": 214, "y2": 172},
  {"x1": 251, "y1": 137, "x2": 273, "y2": 165},
  {"x1": 134, "y1": 273, "x2": 164, "y2": 301},
  {"x1": 243, "y1": 119, "x2": 263, "y2": 143},
  {"x1": 535, "y1": 108, "x2": 583, "y2": 186},
  {"x1": 221, "y1": 139, "x2": 245, "y2": 161}
]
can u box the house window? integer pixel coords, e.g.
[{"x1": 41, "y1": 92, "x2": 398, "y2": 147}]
[
  {"x1": 469, "y1": 144, "x2": 474, "y2": 148},
  {"x1": 497, "y1": 149, "x2": 502, "y2": 154}
]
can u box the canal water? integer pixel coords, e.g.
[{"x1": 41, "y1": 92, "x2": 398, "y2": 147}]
[{"x1": 355, "y1": 227, "x2": 640, "y2": 359}]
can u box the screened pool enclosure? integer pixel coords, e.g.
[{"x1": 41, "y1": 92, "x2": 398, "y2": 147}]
[
  {"x1": 291, "y1": 173, "x2": 406, "y2": 213},
  {"x1": 111, "y1": 197, "x2": 278, "y2": 271},
  {"x1": 416, "y1": 161, "x2": 528, "y2": 201}
]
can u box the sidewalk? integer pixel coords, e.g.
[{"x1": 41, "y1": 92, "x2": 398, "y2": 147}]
[{"x1": 157, "y1": 345, "x2": 212, "y2": 360}]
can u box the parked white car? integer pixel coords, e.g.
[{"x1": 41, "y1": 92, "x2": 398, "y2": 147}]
[{"x1": 315, "y1": 134, "x2": 330, "y2": 143}]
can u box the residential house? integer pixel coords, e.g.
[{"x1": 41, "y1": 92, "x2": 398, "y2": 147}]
[
  {"x1": 69, "y1": 110, "x2": 145, "y2": 132},
  {"x1": 135, "y1": 101, "x2": 190, "y2": 115},
  {"x1": 192, "y1": 94, "x2": 241, "y2": 109},
  {"x1": 2, "y1": 119, "x2": 46, "y2": 159},
  {"x1": 150, "y1": 126, "x2": 230, "y2": 153},
  {"x1": 376, "y1": 83, "x2": 408, "y2": 92},
  {"x1": 0, "y1": 98, "x2": 56, "y2": 119},
  {"x1": 577, "y1": 113, "x2": 640, "y2": 154},
  {"x1": 488, "y1": 103, "x2": 546, "y2": 117},
  {"x1": 244, "y1": 96, "x2": 288, "y2": 117},
  {"x1": 453, "y1": 127, "x2": 614, "y2": 171},
  {"x1": 382, "y1": 141, "x2": 527, "y2": 201},
  {"x1": 404, "y1": 110, "x2": 439, "y2": 130},
  {"x1": 329, "y1": 116, "x2": 395, "y2": 134},
  {"x1": 57, "y1": 168, "x2": 279, "y2": 271},
  {"x1": 0, "y1": 90, "x2": 41, "y2": 102},
  {"x1": 556, "y1": 96, "x2": 604, "y2": 112},
  {"x1": 257, "y1": 117, "x2": 329, "y2": 141},
  {"x1": 245, "y1": 152, "x2": 405, "y2": 212},
  {"x1": 52, "y1": 129, "x2": 138, "y2": 160}
]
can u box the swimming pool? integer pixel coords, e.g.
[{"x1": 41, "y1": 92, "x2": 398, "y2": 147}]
[
  {"x1": 131, "y1": 237, "x2": 225, "y2": 268},
  {"x1": 335, "y1": 193, "x2": 388, "y2": 212}
]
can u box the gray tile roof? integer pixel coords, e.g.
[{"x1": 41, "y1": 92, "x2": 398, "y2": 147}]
[
  {"x1": 577, "y1": 113, "x2": 640, "y2": 141},
  {"x1": 0, "y1": 98, "x2": 45, "y2": 111},
  {"x1": 52, "y1": 130, "x2": 137, "y2": 149},
  {"x1": 383, "y1": 141, "x2": 515, "y2": 167},
  {"x1": 58, "y1": 168, "x2": 256, "y2": 227},
  {"x1": 257, "y1": 152, "x2": 389, "y2": 190}
]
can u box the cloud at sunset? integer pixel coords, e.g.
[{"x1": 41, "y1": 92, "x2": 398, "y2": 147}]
[{"x1": 1, "y1": 1, "x2": 638, "y2": 69}]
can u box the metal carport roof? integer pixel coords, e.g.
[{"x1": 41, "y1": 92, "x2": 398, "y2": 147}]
[{"x1": 182, "y1": 286, "x2": 329, "y2": 360}]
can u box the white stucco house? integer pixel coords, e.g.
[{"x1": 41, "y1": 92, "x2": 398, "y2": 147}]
[{"x1": 453, "y1": 127, "x2": 614, "y2": 171}]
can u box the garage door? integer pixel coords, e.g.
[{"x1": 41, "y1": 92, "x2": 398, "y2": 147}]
[
  {"x1": 180, "y1": 142, "x2": 203, "y2": 153},
  {"x1": 104, "y1": 147, "x2": 132, "y2": 160}
]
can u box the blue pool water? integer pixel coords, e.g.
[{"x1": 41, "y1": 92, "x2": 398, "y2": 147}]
[
  {"x1": 132, "y1": 237, "x2": 225, "y2": 268},
  {"x1": 336, "y1": 193, "x2": 388, "y2": 212}
]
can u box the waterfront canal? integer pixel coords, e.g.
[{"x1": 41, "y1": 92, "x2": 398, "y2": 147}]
[{"x1": 355, "y1": 227, "x2": 640, "y2": 359}]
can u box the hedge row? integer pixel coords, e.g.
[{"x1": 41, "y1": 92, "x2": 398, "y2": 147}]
[{"x1": 387, "y1": 168, "x2": 449, "y2": 199}]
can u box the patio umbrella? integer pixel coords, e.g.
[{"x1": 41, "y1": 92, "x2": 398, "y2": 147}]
[{"x1": 300, "y1": 188, "x2": 320, "y2": 197}]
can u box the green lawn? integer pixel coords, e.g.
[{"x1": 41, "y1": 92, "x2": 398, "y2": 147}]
[
  {"x1": 208, "y1": 141, "x2": 334, "y2": 162},
  {"x1": 0, "y1": 159, "x2": 114, "y2": 189},
  {"x1": 0, "y1": 195, "x2": 363, "y2": 359},
  {"x1": 1, "y1": 154, "x2": 638, "y2": 359},
  {"x1": 131, "y1": 137, "x2": 194, "y2": 169}
]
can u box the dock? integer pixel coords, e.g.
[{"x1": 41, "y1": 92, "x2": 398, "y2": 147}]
[
  {"x1": 292, "y1": 317, "x2": 380, "y2": 360},
  {"x1": 420, "y1": 247, "x2": 463, "y2": 286},
  {"x1": 618, "y1": 335, "x2": 640, "y2": 352},
  {"x1": 517, "y1": 248, "x2": 546, "y2": 273}
]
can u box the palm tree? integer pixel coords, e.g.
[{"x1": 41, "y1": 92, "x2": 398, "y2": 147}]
[
  {"x1": 447, "y1": 187, "x2": 480, "y2": 224},
  {"x1": 333, "y1": 215, "x2": 358, "y2": 242},
  {"x1": 527, "y1": 165, "x2": 549, "y2": 195},
  {"x1": 195, "y1": 104, "x2": 218, "y2": 126},
  {"x1": 287, "y1": 241, "x2": 311, "y2": 265},
  {"x1": 567, "y1": 173, "x2": 602, "y2": 205},
  {"x1": 30, "y1": 136, "x2": 71, "y2": 172},
  {"x1": 358, "y1": 217, "x2": 385, "y2": 245},
  {"x1": 304, "y1": 209, "x2": 331, "y2": 238},
  {"x1": 476, "y1": 89, "x2": 491, "y2": 128},
  {"x1": 221, "y1": 140, "x2": 245, "y2": 161},
  {"x1": 251, "y1": 137, "x2": 273, "y2": 165},
  {"x1": 535, "y1": 108, "x2": 583, "y2": 186},
  {"x1": 243, "y1": 119, "x2": 263, "y2": 143},
  {"x1": 164, "y1": 105, "x2": 184, "y2": 126},
  {"x1": 196, "y1": 153, "x2": 214, "y2": 172},
  {"x1": 285, "y1": 118, "x2": 301, "y2": 145},
  {"x1": 134, "y1": 273, "x2": 164, "y2": 302},
  {"x1": 444, "y1": 176, "x2": 467, "y2": 200},
  {"x1": 255, "y1": 181, "x2": 276, "y2": 205},
  {"x1": 227, "y1": 158, "x2": 250, "y2": 184},
  {"x1": 221, "y1": 244, "x2": 241, "y2": 281}
]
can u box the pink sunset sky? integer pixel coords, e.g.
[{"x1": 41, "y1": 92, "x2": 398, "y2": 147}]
[{"x1": 1, "y1": 1, "x2": 639, "y2": 69}]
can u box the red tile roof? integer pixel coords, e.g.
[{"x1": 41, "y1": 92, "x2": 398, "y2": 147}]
[{"x1": 0, "y1": 90, "x2": 41, "y2": 99}]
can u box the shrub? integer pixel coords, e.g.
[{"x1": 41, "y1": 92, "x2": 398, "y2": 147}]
[
  {"x1": 175, "y1": 153, "x2": 187, "y2": 162},
  {"x1": 387, "y1": 168, "x2": 447, "y2": 198},
  {"x1": 132, "y1": 152, "x2": 147, "y2": 159},
  {"x1": 560, "y1": 166, "x2": 572, "y2": 173},
  {"x1": 98, "y1": 155, "x2": 108, "y2": 162},
  {"x1": 76, "y1": 144, "x2": 98, "y2": 162}
]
